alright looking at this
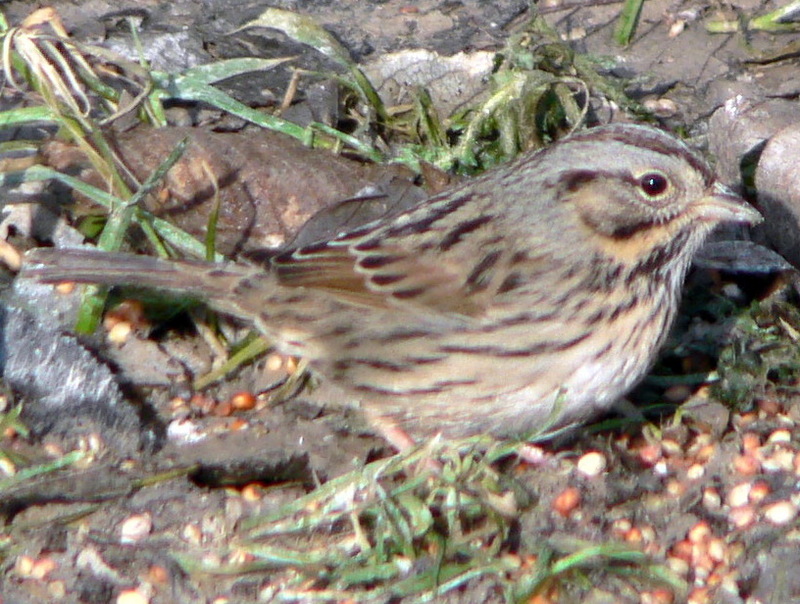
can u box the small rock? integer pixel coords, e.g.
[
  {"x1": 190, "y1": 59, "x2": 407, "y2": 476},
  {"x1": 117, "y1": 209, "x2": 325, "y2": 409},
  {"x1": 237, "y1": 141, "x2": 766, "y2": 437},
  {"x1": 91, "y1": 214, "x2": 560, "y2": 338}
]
[
  {"x1": 120, "y1": 514, "x2": 153, "y2": 544},
  {"x1": 756, "y1": 123, "x2": 800, "y2": 268},
  {"x1": 576, "y1": 451, "x2": 607, "y2": 477},
  {"x1": 763, "y1": 501, "x2": 798, "y2": 525},
  {"x1": 709, "y1": 97, "x2": 800, "y2": 189}
]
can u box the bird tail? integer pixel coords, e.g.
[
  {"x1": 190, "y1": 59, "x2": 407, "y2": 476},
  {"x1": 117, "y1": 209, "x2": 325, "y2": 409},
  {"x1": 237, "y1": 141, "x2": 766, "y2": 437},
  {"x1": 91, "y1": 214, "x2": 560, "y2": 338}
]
[{"x1": 20, "y1": 247, "x2": 254, "y2": 303}]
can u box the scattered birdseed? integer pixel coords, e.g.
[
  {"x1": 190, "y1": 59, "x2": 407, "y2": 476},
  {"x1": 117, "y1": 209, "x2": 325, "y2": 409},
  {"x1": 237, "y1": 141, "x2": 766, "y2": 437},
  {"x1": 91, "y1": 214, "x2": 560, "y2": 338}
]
[
  {"x1": 116, "y1": 589, "x2": 149, "y2": 604},
  {"x1": 553, "y1": 487, "x2": 580, "y2": 517},
  {"x1": 763, "y1": 501, "x2": 798, "y2": 525},
  {"x1": 576, "y1": 451, "x2": 607, "y2": 476},
  {"x1": 120, "y1": 513, "x2": 152, "y2": 544},
  {"x1": 230, "y1": 391, "x2": 257, "y2": 410},
  {"x1": 726, "y1": 482, "x2": 751, "y2": 508}
]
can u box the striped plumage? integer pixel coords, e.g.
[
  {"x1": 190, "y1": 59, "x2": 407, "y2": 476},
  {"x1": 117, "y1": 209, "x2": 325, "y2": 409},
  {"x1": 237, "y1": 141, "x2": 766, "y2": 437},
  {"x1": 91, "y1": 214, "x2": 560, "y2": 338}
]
[{"x1": 23, "y1": 124, "x2": 761, "y2": 441}]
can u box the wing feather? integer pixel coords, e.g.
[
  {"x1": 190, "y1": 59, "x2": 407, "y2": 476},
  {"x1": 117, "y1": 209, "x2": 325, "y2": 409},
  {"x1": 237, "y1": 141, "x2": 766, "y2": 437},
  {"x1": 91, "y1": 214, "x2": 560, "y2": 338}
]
[{"x1": 272, "y1": 239, "x2": 487, "y2": 316}]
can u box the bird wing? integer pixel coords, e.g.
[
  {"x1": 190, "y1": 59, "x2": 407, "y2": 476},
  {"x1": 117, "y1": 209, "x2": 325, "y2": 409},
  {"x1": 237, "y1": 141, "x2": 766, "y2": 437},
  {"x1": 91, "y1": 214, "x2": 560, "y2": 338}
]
[{"x1": 271, "y1": 235, "x2": 490, "y2": 317}]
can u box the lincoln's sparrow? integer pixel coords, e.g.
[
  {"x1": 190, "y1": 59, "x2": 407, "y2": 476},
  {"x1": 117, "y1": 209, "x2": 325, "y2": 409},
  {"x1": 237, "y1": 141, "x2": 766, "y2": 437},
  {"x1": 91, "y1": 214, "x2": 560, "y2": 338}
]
[{"x1": 23, "y1": 124, "x2": 761, "y2": 443}]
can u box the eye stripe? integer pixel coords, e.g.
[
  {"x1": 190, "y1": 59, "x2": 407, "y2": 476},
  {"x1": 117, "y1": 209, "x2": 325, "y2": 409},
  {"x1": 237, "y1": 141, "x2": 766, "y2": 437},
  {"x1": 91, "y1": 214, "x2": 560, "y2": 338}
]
[{"x1": 560, "y1": 169, "x2": 651, "y2": 195}]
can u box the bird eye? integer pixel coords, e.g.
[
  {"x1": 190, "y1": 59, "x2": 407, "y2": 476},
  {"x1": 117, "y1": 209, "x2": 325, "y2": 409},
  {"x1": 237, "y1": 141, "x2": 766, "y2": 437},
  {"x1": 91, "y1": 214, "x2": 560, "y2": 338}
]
[{"x1": 639, "y1": 172, "x2": 669, "y2": 197}]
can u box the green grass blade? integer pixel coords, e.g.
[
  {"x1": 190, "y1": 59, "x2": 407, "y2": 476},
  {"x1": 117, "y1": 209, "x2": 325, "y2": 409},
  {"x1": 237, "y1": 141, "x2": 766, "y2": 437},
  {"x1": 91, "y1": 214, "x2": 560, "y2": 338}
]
[
  {"x1": 615, "y1": 0, "x2": 644, "y2": 46},
  {"x1": 179, "y1": 57, "x2": 293, "y2": 84},
  {"x1": 0, "y1": 450, "x2": 85, "y2": 491},
  {"x1": 0, "y1": 105, "x2": 54, "y2": 127},
  {"x1": 73, "y1": 138, "x2": 189, "y2": 333}
]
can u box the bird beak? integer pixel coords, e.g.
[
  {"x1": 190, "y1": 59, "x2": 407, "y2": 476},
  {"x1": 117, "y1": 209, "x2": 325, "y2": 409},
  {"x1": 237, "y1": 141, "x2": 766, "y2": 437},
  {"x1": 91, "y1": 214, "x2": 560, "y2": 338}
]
[{"x1": 696, "y1": 183, "x2": 762, "y2": 225}]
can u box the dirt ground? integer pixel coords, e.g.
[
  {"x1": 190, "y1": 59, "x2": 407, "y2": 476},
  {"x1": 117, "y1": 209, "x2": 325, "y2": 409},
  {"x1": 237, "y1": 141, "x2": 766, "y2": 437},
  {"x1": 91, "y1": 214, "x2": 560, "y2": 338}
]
[{"x1": 2, "y1": 1, "x2": 800, "y2": 603}]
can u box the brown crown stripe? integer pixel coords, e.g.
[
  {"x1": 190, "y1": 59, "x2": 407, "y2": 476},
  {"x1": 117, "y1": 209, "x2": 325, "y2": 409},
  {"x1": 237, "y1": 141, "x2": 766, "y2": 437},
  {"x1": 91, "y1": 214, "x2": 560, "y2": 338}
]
[{"x1": 566, "y1": 126, "x2": 713, "y2": 186}]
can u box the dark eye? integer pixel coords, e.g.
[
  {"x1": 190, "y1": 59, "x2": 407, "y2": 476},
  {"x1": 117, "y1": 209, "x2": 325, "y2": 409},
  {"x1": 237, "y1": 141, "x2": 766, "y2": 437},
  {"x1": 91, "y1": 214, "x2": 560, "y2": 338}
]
[{"x1": 639, "y1": 172, "x2": 669, "y2": 197}]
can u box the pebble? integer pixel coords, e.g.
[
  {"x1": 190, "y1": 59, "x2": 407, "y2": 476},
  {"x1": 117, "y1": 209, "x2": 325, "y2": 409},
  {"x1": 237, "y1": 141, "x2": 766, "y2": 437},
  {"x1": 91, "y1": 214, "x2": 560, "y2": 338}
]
[
  {"x1": 741, "y1": 433, "x2": 761, "y2": 452},
  {"x1": 117, "y1": 589, "x2": 149, "y2": 604},
  {"x1": 182, "y1": 523, "x2": 202, "y2": 546},
  {"x1": 667, "y1": 556, "x2": 690, "y2": 577},
  {"x1": 553, "y1": 487, "x2": 580, "y2": 517},
  {"x1": 48, "y1": 580, "x2": 66, "y2": 598},
  {"x1": 767, "y1": 429, "x2": 791, "y2": 444},
  {"x1": 661, "y1": 439, "x2": 683, "y2": 457},
  {"x1": 763, "y1": 501, "x2": 798, "y2": 525},
  {"x1": 644, "y1": 97, "x2": 679, "y2": 118},
  {"x1": 638, "y1": 443, "x2": 662, "y2": 466},
  {"x1": 230, "y1": 391, "x2": 256, "y2": 411},
  {"x1": 732, "y1": 454, "x2": 761, "y2": 476},
  {"x1": 106, "y1": 321, "x2": 133, "y2": 344},
  {"x1": 729, "y1": 505, "x2": 756, "y2": 529},
  {"x1": 727, "y1": 482, "x2": 751, "y2": 508},
  {"x1": 120, "y1": 513, "x2": 152, "y2": 544},
  {"x1": 702, "y1": 487, "x2": 722, "y2": 511},
  {"x1": 748, "y1": 481, "x2": 770, "y2": 504},
  {"x1": 30, "y1": 557, "x2": 57, "y2": 580},
  {"x1": 55, "y1": 282, "x2": 75, "y2": 294},
  {"x1": 708, "y1": 538, "x2": 727, "y2": 564},
  {"x1": 687, "y1": 521, "x2": 711, "y2": 544},
  {"x1": 763, "y1": 449, "x2": 796, "y2": 472},
  {"x1": 576, "y1": 451, "x2": 607, "y2": 477},
  {"x1": 0, "y1": 457, "x2": 16, "y2": 477},
  {"x1": 687, "y1": 463, "x2": 705, "y2": 480}
]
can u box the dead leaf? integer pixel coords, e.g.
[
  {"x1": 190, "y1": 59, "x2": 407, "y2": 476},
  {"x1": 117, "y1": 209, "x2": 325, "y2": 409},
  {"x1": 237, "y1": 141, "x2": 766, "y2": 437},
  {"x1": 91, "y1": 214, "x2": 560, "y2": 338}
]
[{"x1": 42, "y1": 125, "x2": 427, "y2": 255}]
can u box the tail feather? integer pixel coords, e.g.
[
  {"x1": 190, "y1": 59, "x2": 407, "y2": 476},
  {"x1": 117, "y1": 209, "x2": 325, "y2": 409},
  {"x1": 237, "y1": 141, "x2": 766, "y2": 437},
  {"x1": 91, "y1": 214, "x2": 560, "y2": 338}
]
[{"x1": 21, "y1": 247, "x2": 253, "y2": 303}]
